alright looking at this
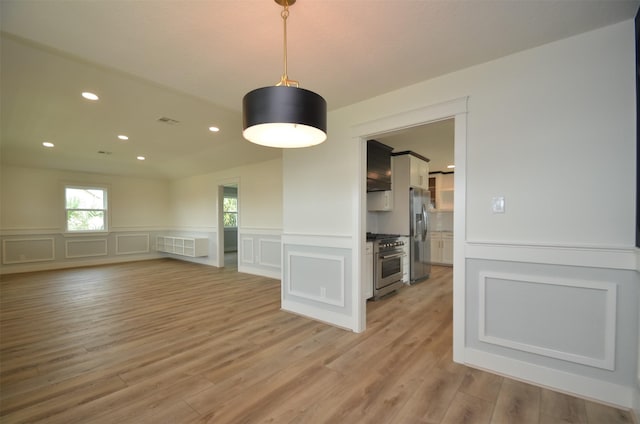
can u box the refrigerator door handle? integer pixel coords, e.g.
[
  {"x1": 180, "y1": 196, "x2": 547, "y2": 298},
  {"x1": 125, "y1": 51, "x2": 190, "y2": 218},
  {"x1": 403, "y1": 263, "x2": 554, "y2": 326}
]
[{"x1": 422, "y1": 204, "x2": 428, "y2": 239}]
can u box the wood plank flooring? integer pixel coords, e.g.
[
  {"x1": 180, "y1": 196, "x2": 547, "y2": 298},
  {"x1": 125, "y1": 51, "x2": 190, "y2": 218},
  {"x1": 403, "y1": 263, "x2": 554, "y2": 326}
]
[{"x1": 0, "y1": 259, "x2": 633, "y2": 423}]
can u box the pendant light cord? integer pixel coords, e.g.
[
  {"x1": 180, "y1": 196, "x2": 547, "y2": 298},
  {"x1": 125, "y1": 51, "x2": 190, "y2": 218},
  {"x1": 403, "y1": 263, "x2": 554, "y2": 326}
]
[{"x1": 277, "y1": 3, "x2": 299, "y2": 87}]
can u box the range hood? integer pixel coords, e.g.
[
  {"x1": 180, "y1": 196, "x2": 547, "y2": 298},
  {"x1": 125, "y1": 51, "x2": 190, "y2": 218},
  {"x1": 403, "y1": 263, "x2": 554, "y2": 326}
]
[{"x1": 367, "y1": 140, "x2": 393, "y2": 192}]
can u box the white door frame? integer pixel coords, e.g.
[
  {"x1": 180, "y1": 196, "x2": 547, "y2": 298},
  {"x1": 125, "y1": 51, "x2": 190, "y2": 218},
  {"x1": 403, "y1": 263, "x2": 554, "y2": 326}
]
[
  {"x1": 353, "y1": 97, "x2": 467, "y2": 362},
  {"x1": 217, "y1": 179, "x2": 240, "y2": 268}
]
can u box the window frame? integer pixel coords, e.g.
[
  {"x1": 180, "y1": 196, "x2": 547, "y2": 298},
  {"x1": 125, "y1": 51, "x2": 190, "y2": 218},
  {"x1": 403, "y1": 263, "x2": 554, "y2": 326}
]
[
  {"x1": 223, "y1": 196, "x2": 238, "y2": 228},
  {"x1": 64, "y1": 184, "x2": 110, "y2": 234}
]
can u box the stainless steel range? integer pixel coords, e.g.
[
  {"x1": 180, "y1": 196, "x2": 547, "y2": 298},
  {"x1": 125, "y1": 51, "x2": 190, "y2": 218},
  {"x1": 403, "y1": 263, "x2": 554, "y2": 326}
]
[{"x1": 368, "y1": 234, "x2": 406, "y2": 299}]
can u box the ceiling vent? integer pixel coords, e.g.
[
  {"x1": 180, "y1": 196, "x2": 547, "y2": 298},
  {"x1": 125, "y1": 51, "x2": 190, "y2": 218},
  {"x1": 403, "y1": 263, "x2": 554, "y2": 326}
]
[{"x1": 157, "y1": 116, "x2": 180, "y2": 125}]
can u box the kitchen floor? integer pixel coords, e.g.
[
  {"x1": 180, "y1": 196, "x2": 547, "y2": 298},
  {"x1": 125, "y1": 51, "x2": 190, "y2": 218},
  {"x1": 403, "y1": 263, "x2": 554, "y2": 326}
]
[{"x1": 0, "y1": 261, "x2": 633, "y2": 423}]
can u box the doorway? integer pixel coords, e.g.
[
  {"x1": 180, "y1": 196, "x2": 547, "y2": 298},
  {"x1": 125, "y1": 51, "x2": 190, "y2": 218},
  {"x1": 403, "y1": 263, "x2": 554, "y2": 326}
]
[
  {"x1": 373, "y1": 119, "x2": 455, "y2": 266},
  {"x1": 218, "y1": 182, "x2": 239, "y2": 268},
  {"x1": 355, "y1": 97, "x2": 467, "y2": 362}
]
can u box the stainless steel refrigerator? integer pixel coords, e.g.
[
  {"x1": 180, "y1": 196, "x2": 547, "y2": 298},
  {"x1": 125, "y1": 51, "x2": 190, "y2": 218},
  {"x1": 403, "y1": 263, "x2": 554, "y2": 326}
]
[{"x1": 410, "y1": 187, "x2": 431, "y2": 283}]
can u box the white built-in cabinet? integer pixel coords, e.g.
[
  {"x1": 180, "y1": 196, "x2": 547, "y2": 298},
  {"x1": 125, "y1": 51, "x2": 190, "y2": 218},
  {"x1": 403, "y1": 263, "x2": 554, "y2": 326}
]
[
  {"x1": 364, "y1": 242, "x2": 373, "y2": 299},
  {"x1": 409, "y1": 155, "x2": 430, "y2": 190},
  {"x1": 156, "y1": 236, "x2": 208, "y2": 257},
  {"x1": 367, "y1": 190, "x2": 393, "y2": 211},
  {"x1": 431, "y1": 231, "x2": 453, "y2": 265},
  {"x1": 428, "y1": 172, "x2": 454, "y2": 211}
]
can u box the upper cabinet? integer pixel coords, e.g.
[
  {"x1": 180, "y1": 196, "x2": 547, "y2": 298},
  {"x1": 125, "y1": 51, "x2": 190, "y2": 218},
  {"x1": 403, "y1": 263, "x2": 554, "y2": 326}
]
[
  {"x1": 409, "y1": 154, "x2": 430, "y2": 190},
  {"x1": 392, "y1": 151, "x2": 430, "y2": 190},
  {"x1": 429, "y1": 172, "x2": 454, "y2": 211},
  {"x1": 367, "y1": 190, "x2": 393, "y2": 212},
  {"x1": 366, "y1": 140, "x2": 393, "y2": 192}
]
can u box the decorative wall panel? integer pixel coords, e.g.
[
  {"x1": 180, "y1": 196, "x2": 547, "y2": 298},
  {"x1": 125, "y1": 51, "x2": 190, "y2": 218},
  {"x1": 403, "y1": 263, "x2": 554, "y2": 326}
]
[
  {"x1": 116, "y1": 233, "x2": 149, "y2": 255},
  {"x1": 479, "y1": 272, "x2": 617, "y2": 370},
  {"x1": 2, "y1": 238, "x2": 55, "y2": 264},
  {"x1": 241, "y1": 237, "x2": 254, "y2": 264},
  {"x1": 65, "y1": 239, "x2": 108, "y2": 259},
  {"x1": 287, "y1": 251, "x2": 345, "y2": 307},
  {"x1": 258, "y1": 238, "x2": 281, "y2": 268}
]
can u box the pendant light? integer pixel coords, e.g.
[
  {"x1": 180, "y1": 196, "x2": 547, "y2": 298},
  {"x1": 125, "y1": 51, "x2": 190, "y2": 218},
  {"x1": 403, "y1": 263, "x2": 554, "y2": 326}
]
[{"x1": 242, "y1": 0, "x2": 327, "y2": 148}]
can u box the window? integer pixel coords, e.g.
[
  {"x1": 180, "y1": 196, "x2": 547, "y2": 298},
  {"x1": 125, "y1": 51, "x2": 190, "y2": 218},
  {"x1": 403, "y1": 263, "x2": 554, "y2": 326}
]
[
  {"x1": 65, "y1": 186, "x2": 108, "y2": 232},
  {"x1": 223, "y1": 197, "x2": 237, "y2": 228}
]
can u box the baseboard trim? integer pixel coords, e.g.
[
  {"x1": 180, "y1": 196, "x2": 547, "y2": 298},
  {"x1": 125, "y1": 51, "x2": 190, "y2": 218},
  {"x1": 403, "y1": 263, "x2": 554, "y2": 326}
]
[
  {"x1": 238, "y1": 265, "x2": 281, "y2": 280},
  {"x1": 282, "y1": 299, "x2": 355, "y2": 332},
  {"x1": 465, "y1": 348, "x2": 632, "y2": 409}
]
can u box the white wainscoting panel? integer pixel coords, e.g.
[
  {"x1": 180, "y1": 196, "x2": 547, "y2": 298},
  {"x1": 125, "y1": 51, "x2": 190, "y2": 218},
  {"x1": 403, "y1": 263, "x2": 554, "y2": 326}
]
[
  {"x1": 287, "y1": 251, "x2": 345, "y2": 307},
  {"x1": 479, "y1": 271, "x2": 617, "y2": 370},
  {"x1": 237, "y1": 229, "x2": 282, "y2": 279},
  {"x1": 241, "y1": 237, "x2": 254, "y2": 264},
  {"x1": 116, "y1": 233, "x2": 149, "y2": 255},
  {"x1": 65, "y1": 239, "x2": 108, "y2": 259},
  {"x1": 2, "y1": 238, "x2": 55, "y2": 264},
  {"x1": 258, "y1": 238, "x2": 281, "y2": 268}
]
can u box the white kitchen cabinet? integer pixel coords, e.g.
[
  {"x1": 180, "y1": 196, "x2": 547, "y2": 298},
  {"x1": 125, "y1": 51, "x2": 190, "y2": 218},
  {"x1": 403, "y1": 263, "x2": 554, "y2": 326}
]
[
  {"x1": 367, "y1": 190, "x2": 393, "y2": 211},
  {"x1": 364, "y1": 242, "x2": 373, "y2": 299},
  {"x1": 430, "y1": 231, "x2": 453, "y2": 265},
  {"x1": 390, "y1": 151, "x2": 429, "y2": 192},
  {"x1": 430, "y1": 235, "x2": 441, "y2": 264},
  {"x1": 441, "y1": 232, "x2": 453, "y2": 265},
  {"x1": 156, "y1": 236, "x2": 208, "y2": 257},
  {"x1": 409, "y1": 154, "x2": 430, "y2": 190},
  {"x1": 428, "y1": 172, "x2": 454, "y2": 211}
]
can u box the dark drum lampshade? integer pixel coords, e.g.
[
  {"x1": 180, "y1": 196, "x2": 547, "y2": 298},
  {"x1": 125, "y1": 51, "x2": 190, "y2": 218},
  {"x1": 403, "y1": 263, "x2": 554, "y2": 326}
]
[{"x1": 242, "y1": 85, "x2": 327, "y2": 148}]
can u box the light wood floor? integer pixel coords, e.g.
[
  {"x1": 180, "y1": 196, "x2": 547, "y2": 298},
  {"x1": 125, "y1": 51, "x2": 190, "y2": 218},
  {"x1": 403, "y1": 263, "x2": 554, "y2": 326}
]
[{"x1": 0, "y1": 259, "x2": 633, "y2": 423}]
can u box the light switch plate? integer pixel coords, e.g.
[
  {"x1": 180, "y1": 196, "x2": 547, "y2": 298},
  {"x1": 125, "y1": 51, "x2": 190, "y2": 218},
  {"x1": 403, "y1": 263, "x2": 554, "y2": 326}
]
[{"x1": 492, "y1": 196, "x2": 505, "y2": 214}]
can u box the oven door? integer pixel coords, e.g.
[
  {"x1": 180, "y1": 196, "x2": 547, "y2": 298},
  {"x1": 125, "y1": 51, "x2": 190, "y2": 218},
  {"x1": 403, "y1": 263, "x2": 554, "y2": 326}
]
[{"x1": 376, "y1": 250, "x2": 404, "y2": 289}]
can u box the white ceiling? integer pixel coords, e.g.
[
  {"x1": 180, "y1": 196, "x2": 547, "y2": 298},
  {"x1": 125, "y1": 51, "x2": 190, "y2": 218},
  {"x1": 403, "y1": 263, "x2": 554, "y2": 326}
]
[{"x1": 1, "y1": 0, "x2": 638, "y2": 179}]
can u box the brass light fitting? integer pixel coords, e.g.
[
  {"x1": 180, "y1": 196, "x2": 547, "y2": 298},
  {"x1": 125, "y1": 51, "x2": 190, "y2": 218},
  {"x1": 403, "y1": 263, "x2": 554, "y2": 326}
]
[{"x1": 242, "y1": 0, "x2": 327, "y2": 148}]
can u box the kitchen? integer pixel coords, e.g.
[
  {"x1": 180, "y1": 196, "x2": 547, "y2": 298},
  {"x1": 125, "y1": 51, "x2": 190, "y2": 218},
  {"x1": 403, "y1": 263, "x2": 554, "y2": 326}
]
[{"x1": 364, "y1": 118, "x2": 454, "y2": 300}]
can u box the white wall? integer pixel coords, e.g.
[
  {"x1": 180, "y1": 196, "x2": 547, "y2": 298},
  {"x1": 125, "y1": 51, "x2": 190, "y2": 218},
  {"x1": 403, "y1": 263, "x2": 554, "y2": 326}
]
[
  {"x1": 282, "y1": 19, "x2": 638, "y2": 408},
  {"x1": 0, "y1": 158, "x2": 283, "y2": 276},
  {"x1": 1, "y1": 165, "x2": 172, "y2": 272},
  {"x1": 285, "y1": 19, "x2": 633, "y2": 245},
  {"x1": 171, "y1": 158, "x2": 282, "y2": 230},
  {"x1": 2, "y1": 166, "x2": 61, "y2": 230},
  {"x1": 1, "y1": 165, "x2": 171, "y2": 230},
  {"x1": 465, "y1": 27, "x2": 635, "y2": 247},
  {"x1": 320, "y1": 20, "x2": 634, "y2": 248},
  {"x1": 283, "y1": 132, "x2": 359, "y2": 236},
  {"x1": 170, "y1": 158, "x2": 283, "y2": 276},
  {"x1": 281, "y1": 103, "x2": 364, "y2": 329}
]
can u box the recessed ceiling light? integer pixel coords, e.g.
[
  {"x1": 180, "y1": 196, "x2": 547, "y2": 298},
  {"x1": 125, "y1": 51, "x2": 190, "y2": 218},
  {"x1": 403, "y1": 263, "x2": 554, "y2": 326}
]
[
  {"x1": 209, "y1": 126, "x2": 220, "y2": 132},
  {"x1": 447, "y1": 165, "x2": 455, "y2": 169},
  {"x1": 42, "y1": 142, "x2": 54, "y2": 148},
  {"x1": 81, "y1": 92, "x2": 99, "y2": 101},
  {"x1": 137, "y1": 156, "x2": 146, "y2": 161},
  {"x1": 117, "y1": 135, "x2": 129, "y2": 140}
]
